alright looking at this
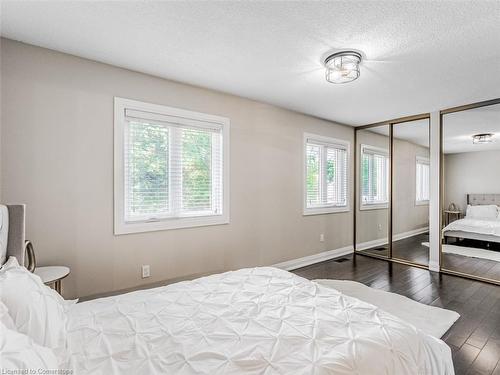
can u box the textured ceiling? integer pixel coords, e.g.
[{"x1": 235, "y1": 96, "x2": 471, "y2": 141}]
[{"x1": 1, "y1": 1, "x2": 499, "y2": 126}]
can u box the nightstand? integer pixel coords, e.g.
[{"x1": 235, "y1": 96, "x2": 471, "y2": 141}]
[
  {"x1": 444, "y1": 210, "x2": 462, "y2": 226},
  {"x1": 34, "y1": 266, "x2": 70, "y2": 294}
]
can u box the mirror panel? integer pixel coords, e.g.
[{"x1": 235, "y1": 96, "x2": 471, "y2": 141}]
[
  {"x1": 392, "y1": 119, "x2": 430, "y2": 266},
  {"x1": 356, "y1": 125, "x2": 390, "y2": 258},
  {"x1": 442, "y1": 102, "x2": 500, "y2": 282}
]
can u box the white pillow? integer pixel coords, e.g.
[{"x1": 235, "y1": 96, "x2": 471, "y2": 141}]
[
  {"x1": 0, "y1": 300, "x2": 16, "y2": 330},
  {"x1": 0, "y1": 320, "x2": 59, "y2": 372},
  {"x1": 0, "y1": 257, "x2": 71, "y2": 353},
  {"x1": 466, "y1": 204, "x2": 498, "y2": 220}
]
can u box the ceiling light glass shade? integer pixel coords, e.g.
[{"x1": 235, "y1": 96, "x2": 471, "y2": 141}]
[
  {"x1": 472, "y1": 133, "x2": 494, "y2": 144},
  {"x1": 325, "y1": 51, "x2": 362, "y2": 84}
]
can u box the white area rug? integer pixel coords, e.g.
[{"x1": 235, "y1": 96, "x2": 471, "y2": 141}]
[
  {"x1": 314, "y1": 279, "x2": 460, "y2": 338},
  {"x1": 422, "y1": 241, "x2": 500, "y2": 262}
]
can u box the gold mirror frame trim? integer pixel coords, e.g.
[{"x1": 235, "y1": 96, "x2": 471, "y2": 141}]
[
  {"x1": 359, "y1": 113, "x2": 430, "y2": 129},
  {"x1": 439, "y1": 97, "x2": 500, "y2": 287},
  {"x1": 354, "y1": 114, "x2": 431, "y2": 269}
]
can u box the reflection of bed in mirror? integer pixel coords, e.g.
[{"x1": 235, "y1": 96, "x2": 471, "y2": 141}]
[{"x1": 443, "y1": 194, "x2": 500, "y2": 248}]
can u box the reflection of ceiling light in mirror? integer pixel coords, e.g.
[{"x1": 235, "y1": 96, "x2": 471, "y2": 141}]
[
  {"x1": 472, "y1": 133, "x2": 494, "y2": 144},
  {"x1": 325, "y1": 51, "x2": 362, "y2": 84}
]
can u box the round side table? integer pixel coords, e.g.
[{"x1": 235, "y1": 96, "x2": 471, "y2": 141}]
[{"x1": 34, "y1": 266, "x2": 70, "y2": 294}]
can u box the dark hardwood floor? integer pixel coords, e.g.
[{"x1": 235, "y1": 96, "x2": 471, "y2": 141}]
[
  {"x1": 393, "y1": 232, "x2": 430, "y2": 265},
  {"x1": 293, "y1": 254, "x2": 500, "y2": 375},
  {"x1": 358, "y1": 232, "x2": 430, "y2": 265},
  {"x1": 443, "y1": 238, "x2": 500, "y2": 282},
  {"x1": 359, "y1": 232, "x2": 500, "y2": 281}
]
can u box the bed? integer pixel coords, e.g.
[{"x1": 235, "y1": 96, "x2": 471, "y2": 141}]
[
  {"x1": 1, "y1": 206, "x2": 454, "y2": 375},
  {"x1": 443, "y1": 194, "x2": 500, "y2": 244},
  {"x1": 63, "y1": 267, "x2": 454, "y2": 374}
]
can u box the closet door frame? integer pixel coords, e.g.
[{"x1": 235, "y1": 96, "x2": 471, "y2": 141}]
[
  {"x1": 391, "y1": 118, "x2": 431, "y2": 267},
  {"x1": 355, "y1": 98, "x2": 500, "y2": 284},
  {"x1": 354, "y1": 113, "x2": 431, "y2": 270},
  {"x1": 439, "y1": 98, "x2": 500, "y2": 286}
]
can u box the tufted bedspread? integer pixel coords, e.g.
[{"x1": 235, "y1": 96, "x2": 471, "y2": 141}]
[{"x1": 66, "y1": 267, "x2": 454, "y2": 374}]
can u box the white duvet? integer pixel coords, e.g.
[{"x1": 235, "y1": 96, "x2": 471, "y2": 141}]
[
  {"x1": 443, "y1": 217, "x2": 500, "y2": 237},
  {"x1": 66, "y1": 267, "x2": 454, "y2": 375}
]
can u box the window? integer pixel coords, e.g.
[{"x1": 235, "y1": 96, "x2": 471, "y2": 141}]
[
  {"x1": 416, "y1": 157, "x2": 430, "y2": 204},
  {"x1": 360, "y1": 145, "x2": 389, "y2": 209},
  {"x1": 114, "y1": 98, "x2": 229, "y2": 234},
  {"x1": 304, "y1": 134, "x2": 349, "y2": 215}
]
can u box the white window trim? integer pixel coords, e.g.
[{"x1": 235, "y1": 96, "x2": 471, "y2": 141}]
[
  {"x1": 303, "y1": 133, "x2": 350, "y2": 216},
  {"x1": 359, "y1": 203, "x2": 389, "y2": 211},
  {"x1": 415, "y1": 201, "x2": 429, "y2": 206},
  {"x1": 114, "y1": 97, "x2": 230, "y2": 235},
  {"x1": 415, "y1": 156, "x2": 430, "y2": 206},
  {"x1": 359, "y1": 144, "x2": 389, "y2": 211}
]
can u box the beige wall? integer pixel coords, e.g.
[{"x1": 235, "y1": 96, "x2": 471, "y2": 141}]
[
  {"x1": 444, "y1": 150, "x2": 500, "y2": 210},
  {"x1": 0, "y1": 39, "x2": 354, "y2": 298}
]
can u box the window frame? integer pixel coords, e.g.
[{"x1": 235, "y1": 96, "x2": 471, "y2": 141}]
[
  {"x1": 359, "y1": 144, "x2": 390, "y2": 211},
  {"x1": 303, "y1": 133, "x2": 350, "y2": 216},
  {"x1": 114, "y1": 97, "x2": 230, "y2": 235},
  {"x1": 415, "y1": 156, "x2": 430, "y2": 206}
]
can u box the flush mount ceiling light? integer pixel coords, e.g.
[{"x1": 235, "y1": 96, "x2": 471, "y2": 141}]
[
  {"x1": 472, "y1": 133, "x2": 494, "y2": 144},
  {"x1": 324, "y1": 51, "x2": 362, "y2": 84}
]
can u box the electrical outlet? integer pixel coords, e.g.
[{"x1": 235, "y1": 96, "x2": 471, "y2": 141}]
[
  {"x1": 378, "y1": 224, "x2": 382, "y2": 231},
  {"x1": 319, "y1": 234, "x2": 325, "y2": 242},
  {"x1": 142, "y1": 265, "x2": 150, "y2": 279}
]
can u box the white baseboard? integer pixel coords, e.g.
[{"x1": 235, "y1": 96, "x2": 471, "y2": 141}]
[
  {"x1": 272, "y1": 227, "x2": 429, "y2": 271},
  {"x1": 356, "y1": 226, "x2": 429, "y2": 251},
  {"x1": 273, "y1": 245, "x2": 354, "y2": 271},
  {"x1": 356, "y1": 238, "x2": 387, "y2": 251},
  {"x1": 394, "y1": 227, "x2": 429, "y2": 241}
]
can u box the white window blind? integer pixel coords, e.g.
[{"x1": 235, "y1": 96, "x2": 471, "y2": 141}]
[
  {"x1": 115, "y1": 98, "x2": 229, "y2": 234},
  {"x1": 361, "y1": 145, "x2": 389, "y2": 207},
  {"x1": 125, "y1": 121, "x2": 170, "y2": 220},
  {"x1": 305, "y1": 135, "x2": 349, "y2": 214},
  {"x1": 416, "y1": 157, "x2": 430, "y2": 203}
]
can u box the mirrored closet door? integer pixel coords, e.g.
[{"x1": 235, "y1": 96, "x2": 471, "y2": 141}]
[
  {"x1": 441, "y1": 100, "x2": 500, "y2": 284},
  {"x1": 392, "y1": 119, "x2": 430, "y2": 267},
  {"x1": 355, "y1": 125, "x2": 390, "y2": 258}
]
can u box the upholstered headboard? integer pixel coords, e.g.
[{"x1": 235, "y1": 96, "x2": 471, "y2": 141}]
[
  {"x1": 467, "y1": 194, "x2": 500, "y2": 206},
  {"x1": 0, "y1": 204, "x2": 26, "y2": 266}
]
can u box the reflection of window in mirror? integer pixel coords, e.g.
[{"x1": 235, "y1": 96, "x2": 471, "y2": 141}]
[
  {"x1": 360, "y1": 144, "x2": 389, "y2": 209},
  {"x1": 415, "y1": 157, "x2": 430, "y2": 205}
]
